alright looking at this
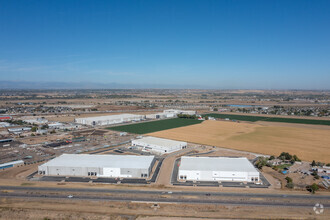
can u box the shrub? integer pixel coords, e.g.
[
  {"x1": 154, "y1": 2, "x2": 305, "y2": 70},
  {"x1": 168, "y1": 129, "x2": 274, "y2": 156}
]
[
  {"x1": 306, "y1": 183, "x2": 319, "y2": 194},
  {"x1": 286, "y1": 182, "x2": 294, "y2": 189},
  {"x1": 285, "y1": 177, "x2": 293, "y2": 183}
]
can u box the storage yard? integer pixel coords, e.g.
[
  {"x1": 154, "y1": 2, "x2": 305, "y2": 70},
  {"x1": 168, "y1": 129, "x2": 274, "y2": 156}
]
[{"x1": 149, "y1": 120, "x2": 330, "y2": 162}]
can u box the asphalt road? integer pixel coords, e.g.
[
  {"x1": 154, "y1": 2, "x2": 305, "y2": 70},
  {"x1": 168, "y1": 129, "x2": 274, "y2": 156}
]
[
  {"x1": 1, "y1": 185, "x2": 329, "y2": 200},
  {"x1": 0, "y1": 191, "x2": 328, "y2": 208}
]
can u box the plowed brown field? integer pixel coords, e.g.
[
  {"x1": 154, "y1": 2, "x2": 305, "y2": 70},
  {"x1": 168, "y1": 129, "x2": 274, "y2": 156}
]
[{"x1": 148, "y1": 120, "x2": 330, "y2": 162}]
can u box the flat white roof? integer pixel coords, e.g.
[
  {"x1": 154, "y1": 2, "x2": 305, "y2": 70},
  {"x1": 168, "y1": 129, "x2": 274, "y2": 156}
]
[
  {"x1": 39, "y1": 154, "x2": 154, "y2": 169},
  {"x1": 76, "y1": 114, "x2": 143, "y2": 121},
  {"x1": 180, "y1": 157, "x2": 258, "y2": 173},
  {"x1": 133, "y1": 136, "x2": 187, "y2": 148},
  {"x1": 0, "y1": 160, "x2": 24, "y2": 167}
]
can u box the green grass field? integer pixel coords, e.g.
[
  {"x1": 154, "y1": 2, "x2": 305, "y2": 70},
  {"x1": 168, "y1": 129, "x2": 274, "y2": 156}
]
[
  {"x1": 203, "y1": 113, "x2": 330, "y2": 126},
  {"x1": 107, "y1": 118, "x2": 203, "y2": 134}
]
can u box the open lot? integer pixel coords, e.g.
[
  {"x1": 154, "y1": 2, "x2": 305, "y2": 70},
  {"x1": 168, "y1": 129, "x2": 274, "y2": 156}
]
[
  {"x1": 204, "y1": 113, "x2": 330, "y2": 126},
  {"x1": 108, "y1": 118, "x2": 202, "y2": 134},
  {"x1": 148, "y1": 120, "x2": 330, "y2": 162}
]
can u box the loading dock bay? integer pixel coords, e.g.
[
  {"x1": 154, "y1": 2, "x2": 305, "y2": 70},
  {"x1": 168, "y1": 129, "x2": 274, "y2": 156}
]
[
  {"x1": 171, "y1": 158, "x2": 270, "y2": 188},
  {"x1": 30, "y1": 157, "x2": 164, "y2": 185}
]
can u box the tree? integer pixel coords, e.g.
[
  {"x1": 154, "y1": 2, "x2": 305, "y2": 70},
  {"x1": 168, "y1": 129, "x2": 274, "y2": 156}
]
[
  {"x1": 256, "y1": 157, "x2": 268, "y2": 169},
  {"x1": 204, "y1": 116, "x2": 209, "y2": 120},
  {"x1": 293, "y1": 155, "x2": 301, "y2": 162},
  {"x1": 279, "y1": 152, "x2": 293, "y2": 161},
  {"x1": 306, "y1": 183, "x2": 319, "y2": 194},
  {"x1": 269, "y1": 155, "x2": 275, "y2": 160},
  {"x1": 213, "y1": 108, "x2": 218, "y2": 112},
  {"x1": 31, "y1": 126, "x2": 37, "y2": 132},
  {"x1": 285, "y1": 177, "x2": 293, "y2": 183},
  {"x1": 311, "y1": 160, "x2": 316, "y2": 167},
  {"x1": 41, "y1": 124, "x2": 49, "y2": 129}
]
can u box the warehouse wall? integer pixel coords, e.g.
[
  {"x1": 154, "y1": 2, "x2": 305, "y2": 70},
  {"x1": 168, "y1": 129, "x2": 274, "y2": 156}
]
[
  {"x1": 132, "y1": 141, "x2": 185, "y2": 154},
  {"x1": 178, "y1": 169, "x2": 259, "y2": 182},
  {"x1": 39, "y1": 163, "x2": 155, "y2": 178}
]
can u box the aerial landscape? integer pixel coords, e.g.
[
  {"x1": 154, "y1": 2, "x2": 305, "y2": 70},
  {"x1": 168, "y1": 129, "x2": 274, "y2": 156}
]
[{"x1": 0, "y1": 0, "x2": 329, "y2": 220}]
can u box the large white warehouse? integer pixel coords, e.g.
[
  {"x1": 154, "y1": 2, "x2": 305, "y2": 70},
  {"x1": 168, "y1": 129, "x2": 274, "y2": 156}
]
[
  {"x1": 178, "y1": 157, "x2": 260, "y2": 182},
  {"x1": 38, "y1": 154, "x2": 155, "y2": 178},
  {"x1": 163, "y1": 109, "x2": 196, "y2": 115},
  {"x1": 75, "y1": 114, "x2": 145, "y2": 126},
  {"x1": 132, "y1": 136, "x2": 187, "y2": 154}
]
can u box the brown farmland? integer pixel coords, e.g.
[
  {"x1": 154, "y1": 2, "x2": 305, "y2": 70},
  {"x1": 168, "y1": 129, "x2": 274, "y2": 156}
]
[{"x1": 148, "y1": 120, "x2": 330, "y2": 162}]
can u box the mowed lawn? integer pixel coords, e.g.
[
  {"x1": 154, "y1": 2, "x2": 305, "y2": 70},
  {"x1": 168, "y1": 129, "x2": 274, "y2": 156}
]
[
  {"x1": 107, "y1": 118, "x2": 202, "y2": 134},
  {"x1": 204, "y1": 113, "x2": 330, "y2": 126}
]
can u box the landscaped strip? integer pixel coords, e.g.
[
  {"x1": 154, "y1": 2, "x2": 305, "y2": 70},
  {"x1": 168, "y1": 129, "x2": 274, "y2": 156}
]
[
  {"x1": 203, "y1": 113, "x2": 330, "y2": 126},
  {"x1": 107, "y1": 118, "x2": 203, "y2": 134}
]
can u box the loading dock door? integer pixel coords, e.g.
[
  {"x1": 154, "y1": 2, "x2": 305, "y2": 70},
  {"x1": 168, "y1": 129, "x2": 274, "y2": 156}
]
[{"x1": 103, "y1": 167, "x2": 120, "y2": 177}]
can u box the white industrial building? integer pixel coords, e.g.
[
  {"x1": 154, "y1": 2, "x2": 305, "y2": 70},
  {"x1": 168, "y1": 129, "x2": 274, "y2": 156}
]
[
  {"x1": 163, "y1": 109, "x2": 196, "y2": 115},
  {"x1": 132, "y1": 136, "x2": 187, "y2": 154},
  {"x1": 178, "y1": 157, "x2": 260, "y2": 182},
  {"x1": 75, "y1": 114, "x2": 145, "y2": 126},
  {"x1": 145, "y1": 112, "x2": 175, "y2": 119},
  {"x1": 0, "y1": 160, "x2": 24, "y2": 170},
  {"x1": 38, "y1": 154, "x2": 155, "y2": 178}
]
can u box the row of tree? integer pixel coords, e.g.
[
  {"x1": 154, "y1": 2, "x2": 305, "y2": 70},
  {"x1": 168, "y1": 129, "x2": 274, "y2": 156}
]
[{"x1": 177, "y1": 114, "x2": 198, "y2": 119}]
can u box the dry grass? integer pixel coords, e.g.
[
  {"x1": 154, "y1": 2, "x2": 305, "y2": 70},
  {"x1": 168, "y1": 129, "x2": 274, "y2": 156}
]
[
  {"x1": 0, "y1": 198, "x2": 324, "y2": 220},
  {"x1": 148, "y1": 120, "x2": 330, "y2": 162}
]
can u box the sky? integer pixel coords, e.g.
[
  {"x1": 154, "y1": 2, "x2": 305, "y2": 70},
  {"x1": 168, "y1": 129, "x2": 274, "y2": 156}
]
[{"x1": 0, "y1": 0, "x2": 330, "y2": 89}]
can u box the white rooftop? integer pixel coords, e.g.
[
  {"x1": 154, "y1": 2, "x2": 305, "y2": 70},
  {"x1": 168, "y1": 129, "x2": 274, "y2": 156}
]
[
  {"x1": 39, "y1": 154, "x2": 155, "y2": 169},
  {"x1": 76, "y1": 114, "x2": 142, "y2": 121},
  {"x1": 0, "y1": 160, "x2": 24, "y2": 167},
  {"x1": 180, "y1": 156, "x2": 258, "y2": 173},
  {"x1": 134, "y1": 136, "x2": 187, "y2": 147}
]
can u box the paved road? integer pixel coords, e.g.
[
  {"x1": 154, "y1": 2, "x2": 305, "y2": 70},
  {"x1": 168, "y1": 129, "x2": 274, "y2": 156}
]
[
  {"x1": 0, "y1": 191, "x2": 328, "y2": 208},
  {"x1": 1, "y1": 185, "x2": 329, "y2": 200},
  {"x1": 156, "y1": 147, "x2": 195, "y2": 185}
]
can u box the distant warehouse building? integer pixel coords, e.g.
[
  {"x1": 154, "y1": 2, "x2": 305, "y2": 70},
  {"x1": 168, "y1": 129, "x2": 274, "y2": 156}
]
[
  {"x1": 132, "y1": 136, "x2": 187, "y2": 155},
  {"x1": 178, "y1": 157, "x2": 260, "y2": 182},
  {"x1": 0, "y1": 160, "x2": 24, "y2": 170},
  {"x1": 38, "y1": 154, "x2": 155, "y2": 178},
  {"x1": 0, "y1": 116, "x2": 12, "y2": 121},
  {"x1": 163, "y1": 109, "x2": 196, "y2": 115},
  {"x1": 75, "y1": 114, "x2": 145, "y2": 126}
]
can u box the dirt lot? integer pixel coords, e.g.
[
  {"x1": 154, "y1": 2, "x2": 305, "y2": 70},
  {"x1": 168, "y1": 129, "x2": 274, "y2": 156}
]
[
  {"x1": 0, "y1": 198, "x2": 326, "y2": 220},
  {"x1": 148, "y1": 120, "x2": 330, "y2": 162}
]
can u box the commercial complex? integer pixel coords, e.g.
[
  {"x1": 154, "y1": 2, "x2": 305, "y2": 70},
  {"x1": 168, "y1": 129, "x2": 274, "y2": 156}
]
[
  {"x1": 38, "y1": 154, "x2": 155, "y2": 178},
  {"x1": 75, "y1": 114, "x2": 145, "y2": 126},
  {"x1": 132, "y1": 136, "x2": 187, "y2": 154},
  {"x1": 178, "y1": 157, "x2": 260, "y2": 182}
]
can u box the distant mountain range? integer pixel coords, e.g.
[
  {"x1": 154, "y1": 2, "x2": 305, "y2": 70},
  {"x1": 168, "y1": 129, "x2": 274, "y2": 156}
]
[{"x1": 0, "y1": 81, "x2": 207, "y2": 90}]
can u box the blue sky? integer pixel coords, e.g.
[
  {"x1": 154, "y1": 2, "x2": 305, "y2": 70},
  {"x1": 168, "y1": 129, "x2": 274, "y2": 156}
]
[{"x1": 0, "y1": 0, "x2": 330, "y2": 89}]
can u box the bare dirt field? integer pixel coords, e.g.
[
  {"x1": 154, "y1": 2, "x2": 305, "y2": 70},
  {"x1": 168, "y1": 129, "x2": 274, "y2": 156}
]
[
  {"x1": 0, "y1": 198, "x2": 326, "y2": 220},
  {"x1": 148, "y1": 120, "x2": 330, "y2": 162}
]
